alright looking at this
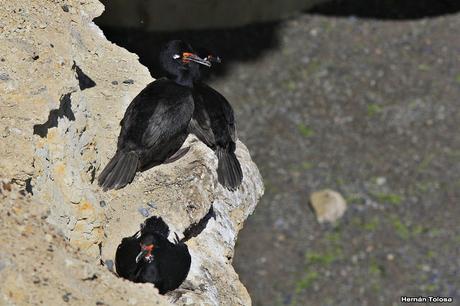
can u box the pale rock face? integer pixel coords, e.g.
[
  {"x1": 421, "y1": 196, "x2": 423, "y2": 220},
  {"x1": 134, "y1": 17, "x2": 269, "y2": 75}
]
[
  {"x1": 0, "y1": 0, "x2": 264, "y2": 305},
  {"x1": 0, "y1": 181, "x2": 172, "y2": 306}
]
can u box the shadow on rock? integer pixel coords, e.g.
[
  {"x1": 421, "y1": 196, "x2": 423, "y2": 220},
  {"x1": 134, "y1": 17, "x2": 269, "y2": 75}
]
[{"x1": 96, "y1": 22, "x2": 281, "y2": 80}]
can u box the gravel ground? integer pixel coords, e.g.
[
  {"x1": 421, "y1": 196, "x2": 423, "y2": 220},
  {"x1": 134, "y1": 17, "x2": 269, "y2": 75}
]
[
  {"x1": 99, "y1": 6, "x2": 460, "y2": 306},
  {"x1": 224, "y1": 12, "x2": 460, "y2": 306}
]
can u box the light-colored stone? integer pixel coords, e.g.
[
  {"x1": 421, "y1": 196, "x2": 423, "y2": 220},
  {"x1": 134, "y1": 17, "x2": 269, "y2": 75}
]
[
  {"x1": 0, "y1": 1, "x2": 264, "y2": 305},
  {"x1": 310, "y1": 189, "x2": 347, "y2": 223}
]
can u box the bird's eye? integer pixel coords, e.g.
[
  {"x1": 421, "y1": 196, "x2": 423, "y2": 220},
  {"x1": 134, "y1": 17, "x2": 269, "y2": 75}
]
[{"x1": 172, "y1": 54, "x2": 180, "y2": 59}]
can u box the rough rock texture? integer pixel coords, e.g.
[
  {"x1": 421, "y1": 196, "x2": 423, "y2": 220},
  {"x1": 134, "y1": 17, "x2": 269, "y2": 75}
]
[
  {"x1": 100, "y1": 138, "x2": 263, "y2": 305},
  {"x1": 0, "y1": 181, "x2": 171, "y2": 306},
  {"x1": 97, "y1": 0, "x2": 328, "y2": 31},
  {"x1": 0, "y1": 0, "x2": 264, "y2": 305}
]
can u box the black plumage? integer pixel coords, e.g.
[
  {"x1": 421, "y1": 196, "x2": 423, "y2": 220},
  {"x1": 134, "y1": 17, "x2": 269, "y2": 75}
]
[
  {"x1": 189, "y1": 53, "x2": 243, "y2": 190},
  {"x1": 98, "y1": 40, "x2": 211, "y2": 191},
  {"x1": 115, "y1": 216, "x2": 191, "y2": 294},
  {"x1": 114, "y1": 230, "x2": 141, "y2": 280}
]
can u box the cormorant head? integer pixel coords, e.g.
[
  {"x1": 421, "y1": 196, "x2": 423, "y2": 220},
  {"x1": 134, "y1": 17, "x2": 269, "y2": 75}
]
[
  {"x1": 135, "y1": 233, "x2": 160, "y2": 263},
  {"x1": 160, "y1": 40, "x2": 211, "y2": 86}
]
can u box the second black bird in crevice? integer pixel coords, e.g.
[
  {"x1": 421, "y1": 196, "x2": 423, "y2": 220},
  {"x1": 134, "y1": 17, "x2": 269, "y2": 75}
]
[{"x1": 115, "y1": 216, "x2": 191, "y2": 294}]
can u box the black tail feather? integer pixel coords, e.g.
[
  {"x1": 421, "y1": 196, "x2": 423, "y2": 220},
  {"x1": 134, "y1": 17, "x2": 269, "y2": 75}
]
[
  {"x1": 216, "y1": 147, "x2": 243, "y2": 191},
  {"x1": 101, "y1": 155, "x2": 125, "y2": 189},
  {"x1": 98, "y1": 152, "x2": 119, "y2": 185},
  {"x1": 117, "y1": 153, "x2": 138, "y2": 187},
  {"x1": 98, "y1": 151, "x2": 139, "y2": 191}
]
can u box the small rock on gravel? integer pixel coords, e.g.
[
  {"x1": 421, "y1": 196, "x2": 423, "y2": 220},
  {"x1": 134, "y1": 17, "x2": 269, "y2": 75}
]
[
  {"x1": 310, "y1": 189, "x2": 347, "y2": 223},
  {"x1": 137, "y1": 207, "x2": 150, "y2": 217}
]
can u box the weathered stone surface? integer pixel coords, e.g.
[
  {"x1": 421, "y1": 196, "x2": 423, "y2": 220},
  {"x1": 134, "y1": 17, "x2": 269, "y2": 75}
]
[
  {"x1": 0, "y1": 181, "x2": 171, "y2": 306},
  {"x1": 97, "y1": 0, "x2": 328, "y2": 31},
  {"x1": 100, "y1": 137, "x2": 263, "y2": 305},
  {"x1": 0, "y1": 0, "x2": 264, "y2": 305},
  {"x1": 310, "y1": 189, "x2": 347, "y2": 223}
]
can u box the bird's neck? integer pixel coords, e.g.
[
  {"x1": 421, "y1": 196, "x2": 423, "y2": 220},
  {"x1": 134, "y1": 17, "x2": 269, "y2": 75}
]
[{"x1": 172, "y1": 72, "x2": 194, "y2": 88}]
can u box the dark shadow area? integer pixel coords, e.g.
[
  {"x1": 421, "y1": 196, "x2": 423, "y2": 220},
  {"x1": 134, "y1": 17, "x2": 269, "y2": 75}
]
[
  {"x1": 73, "y1": 62, "x2": 96, "y2": 90},
  {"x1": 308, "y1": 0, "x2": 460, "y2": 19},
  {"x1": 24, "y1": 177, "x2": 33, "y2": 195},
  {"x1": 96, "y1": 0, "x2": 460, "y2": 79},
  {"x1": 182, "y1": 205, "x2": 216, "y2": 242},
  {"x1": 97, "y1": 22, "x2": 281, "y2": 80},
  {"x1": 33, "y1": 93, "x2": 75, "y2": 138}
]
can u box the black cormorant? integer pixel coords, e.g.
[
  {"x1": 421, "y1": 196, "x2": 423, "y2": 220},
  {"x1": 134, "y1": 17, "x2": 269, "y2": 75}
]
[
  {"x1": 98, "y1": 40, "x2": 211, "y2": 191},
  {"x1": 115, "y1": 216, "x2": 191, "y2": 294}
]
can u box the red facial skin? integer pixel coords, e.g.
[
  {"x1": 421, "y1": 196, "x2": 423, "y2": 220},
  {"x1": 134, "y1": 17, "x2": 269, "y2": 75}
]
[
  {"x1": 143, "y1": 244, "x2": 154, "y2": 255},
  {"x1": 182, "y1": 52, "x2": 194, "y2": 63}
]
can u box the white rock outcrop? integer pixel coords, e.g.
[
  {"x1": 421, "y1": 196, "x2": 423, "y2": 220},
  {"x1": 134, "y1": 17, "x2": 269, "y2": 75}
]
[{"x1": 0, "y1": 0, "x2": 264, "y2": 305}]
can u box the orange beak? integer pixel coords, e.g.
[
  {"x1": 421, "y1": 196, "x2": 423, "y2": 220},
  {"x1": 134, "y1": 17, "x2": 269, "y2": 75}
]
[{"x1": 182, "y1": 52, "x2": 212, "y2": 67}]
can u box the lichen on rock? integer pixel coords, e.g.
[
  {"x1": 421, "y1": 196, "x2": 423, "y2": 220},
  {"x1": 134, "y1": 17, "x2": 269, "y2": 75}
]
[{"x1": 0, "y1": 0, "x2": 264, "y2": 305}]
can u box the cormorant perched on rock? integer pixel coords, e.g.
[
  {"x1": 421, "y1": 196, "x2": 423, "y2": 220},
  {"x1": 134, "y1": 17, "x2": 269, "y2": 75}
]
[
  {"x1": 98, "y1": 40, "x2": 212, "y2": 191},
  {"x1": 115, "y1": 216, "x2": 191, "y2": 294},
  {"x1": 189, "y1": 52, "x2": 243, "y2": 190}
]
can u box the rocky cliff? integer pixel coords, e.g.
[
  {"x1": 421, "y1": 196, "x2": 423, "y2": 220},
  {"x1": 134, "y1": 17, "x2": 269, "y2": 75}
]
[{"x1": 0, "y1": 0, "x2": 263, "y2": 305}]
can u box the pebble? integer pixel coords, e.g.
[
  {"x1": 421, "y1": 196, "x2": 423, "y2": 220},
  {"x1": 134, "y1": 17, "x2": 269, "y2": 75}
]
[
  {"x1": 62, "y1": 292, "x2": 71, "y2": 302},
  {"x1": 0, "y1": 73, "x2": 10, "y2": 80},
  {"x1": 421, "y1": 264, "x2": 431, "y2": 272},
  {"x1": 138, "y1": 207, "x2": 149, "y2": 217},
  {"x1": 351, "y1": 255, "x2": 359, "y2": 264},
  {"x1": 146, "y1": 201, "x2": 156, "y2": 209},
  {"x1": 104, "y1": 260, "x2": 114, "y2": 272},
  {"x1": 310, "y1": 189, "x2": 347, "y2": 223},
  {"x1": 376, "y1": 177, "x2": 386, "y2": 185}
]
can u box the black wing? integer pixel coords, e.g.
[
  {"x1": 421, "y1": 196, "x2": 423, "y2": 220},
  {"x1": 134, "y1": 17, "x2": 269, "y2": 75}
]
[
  {"x1": 115, "y1": 236, "x2": 140, "y2": 280},
  {"x1": 190, "y1": 90, "x2": 215, "y2": 148},
  {"x1": 117, "y1": 79, "x2": 194, "y2": 152},
  {"x1": 192, "y1": 82, "x2": 237, "y2": 147},
  {"x1": 141, "y1": 96, "x2": 193, "y2": 148},
  {"x1": 156, "y1": 242, "x2": 191, "y2": 294}
]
